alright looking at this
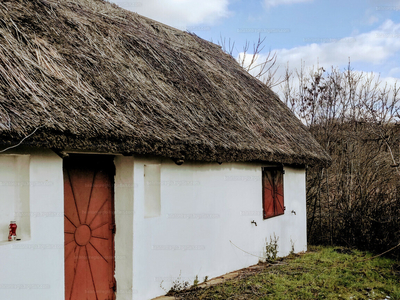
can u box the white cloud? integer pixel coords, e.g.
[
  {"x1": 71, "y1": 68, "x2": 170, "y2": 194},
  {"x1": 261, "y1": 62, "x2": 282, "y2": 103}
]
[
  {"x1": 112, "y1": 0, "x2": 231, "y2": 28},
  {"x1": 264, "y1": 0, "x2": 313, "y2": 8},
  {"x1": 368, "y1": 15, "x2": 379, "y2": 25},
  {"x1": 280, "y1": 20, "x2": 400, "y2": 68},
  {"x1": 389, "y1": 67, "x2": 400, "y2": 76},
  {"x1": 240, "y1": 20, "x2": 400, "y2": 85}
]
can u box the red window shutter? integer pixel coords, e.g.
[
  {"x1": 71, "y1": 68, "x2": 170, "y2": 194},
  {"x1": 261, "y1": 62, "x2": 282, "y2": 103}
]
[
  {"x1": 274, "y1": 170, "x2": 284, "y2": 216},
  {"x1": 262, "y1": 167, "x2": 284, "y2": 219}
]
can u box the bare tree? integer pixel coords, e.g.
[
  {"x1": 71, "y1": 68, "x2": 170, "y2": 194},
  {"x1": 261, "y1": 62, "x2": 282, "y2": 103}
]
[{"x1": 218, "y1": 35, "x2": 289, "y2": 88}]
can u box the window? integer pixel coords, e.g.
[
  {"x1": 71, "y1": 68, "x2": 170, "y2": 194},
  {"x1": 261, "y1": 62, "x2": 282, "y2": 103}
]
[{"x1": 262, "y1": 167, "x2": 284, "y2": 219}]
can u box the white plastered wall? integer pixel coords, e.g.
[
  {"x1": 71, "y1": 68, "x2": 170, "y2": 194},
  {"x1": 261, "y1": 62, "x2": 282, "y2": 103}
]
[
  {"x1": 114, "y1": 156, "x2": 135, "y2": 299},
  {"x1": 131, "y1": 156, "x2": 307, "y2": 300},
  {"x1": 0, "y1": 151, "x2": 306, "y2": 300},
  {"x1": 0, "y1": 149, "x2": 64, "y2": 300}
]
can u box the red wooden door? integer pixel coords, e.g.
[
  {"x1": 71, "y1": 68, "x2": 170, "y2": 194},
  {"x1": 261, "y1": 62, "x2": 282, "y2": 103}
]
[{"x1": 64, "y1": 155, "x2": 116, "y2": 300}]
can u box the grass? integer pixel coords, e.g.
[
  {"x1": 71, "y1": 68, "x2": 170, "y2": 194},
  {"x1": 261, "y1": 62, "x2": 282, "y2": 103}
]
[{"x1": 174, "y1": 246, "x2": 400, "y2": 299}]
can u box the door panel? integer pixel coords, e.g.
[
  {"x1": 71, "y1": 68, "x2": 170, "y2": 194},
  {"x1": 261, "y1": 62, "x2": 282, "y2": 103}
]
[{"x1": 64, "y1": 155, "x2": 115, "y2": 300}]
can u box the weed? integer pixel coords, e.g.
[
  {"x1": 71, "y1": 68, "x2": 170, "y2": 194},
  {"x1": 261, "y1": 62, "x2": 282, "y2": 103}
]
[
  {"x1": 193, "y1": 275, "x2": 199, "y2": 287},
  {"x1": 289, "y1": 239, "x2": 295, "y2": 255},
  {"x1": 265, "y1": 233, "x2": 279, "y2": 262},
  {"x1": 165, "y1": 271, "x2": 190, "y2": 295},
  {"x1": 159, "y1": 280, "x2": 167, "y2": 293}
]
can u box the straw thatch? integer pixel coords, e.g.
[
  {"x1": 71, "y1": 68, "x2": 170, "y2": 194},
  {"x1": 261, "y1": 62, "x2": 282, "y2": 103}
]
[{"x1": 0, "y1": 0, "x2": 331, "y2": 166}]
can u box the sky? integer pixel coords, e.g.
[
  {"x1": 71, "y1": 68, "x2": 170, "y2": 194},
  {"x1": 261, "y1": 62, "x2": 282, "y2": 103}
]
[{"x1": 112, "y1": 0, "x2": 400, "y2": 92}]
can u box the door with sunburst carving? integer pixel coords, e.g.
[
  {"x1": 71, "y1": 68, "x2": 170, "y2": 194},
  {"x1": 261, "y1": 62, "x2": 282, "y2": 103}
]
[{"x1": 64, "y1": 155, "x2": 116, "y2": 300}]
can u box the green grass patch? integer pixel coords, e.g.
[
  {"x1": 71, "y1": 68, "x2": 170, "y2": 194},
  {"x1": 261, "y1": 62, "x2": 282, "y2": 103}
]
[{"x1": 175, "y1": 246, "x2": 400, "y2": 299}]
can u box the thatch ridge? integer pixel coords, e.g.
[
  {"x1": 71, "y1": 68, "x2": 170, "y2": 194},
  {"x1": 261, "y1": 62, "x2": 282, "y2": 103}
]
[{"x1": 0, "y1": 0, "x2": 331, "y2": 166}]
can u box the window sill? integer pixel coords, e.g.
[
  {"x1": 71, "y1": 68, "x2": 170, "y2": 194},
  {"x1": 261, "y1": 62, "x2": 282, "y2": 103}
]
[
  {"x1": 0, "y1": 238, "x2": 31, "y2": 246},
  {"x1": 263, "y1": 213, "x2": 285, "y2": 220}
]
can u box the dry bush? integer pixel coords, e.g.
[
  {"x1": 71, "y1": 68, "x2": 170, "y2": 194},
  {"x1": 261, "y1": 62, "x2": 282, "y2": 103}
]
[{"x1": 281, "y1": 63, "x2": 400, "y2": 258}]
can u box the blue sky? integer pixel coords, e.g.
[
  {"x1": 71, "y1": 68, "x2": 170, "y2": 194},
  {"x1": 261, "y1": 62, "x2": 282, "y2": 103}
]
[{"x1": 113, "y1": 0, "x2": 400, "y2": 89}]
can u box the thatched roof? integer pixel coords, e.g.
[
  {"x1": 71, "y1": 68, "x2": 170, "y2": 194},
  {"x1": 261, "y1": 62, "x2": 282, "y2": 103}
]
[{"x1": 0, "y1": 0, "x2": 331, "y2": 166}]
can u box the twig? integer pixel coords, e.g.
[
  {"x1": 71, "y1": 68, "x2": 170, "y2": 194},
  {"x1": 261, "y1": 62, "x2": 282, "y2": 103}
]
[
  {"x1": 0, "y1": 125, "x2": 45, "y2": 153},
  {"x1": 356, "y1": 242, "x2": 400, "y2": 262}
]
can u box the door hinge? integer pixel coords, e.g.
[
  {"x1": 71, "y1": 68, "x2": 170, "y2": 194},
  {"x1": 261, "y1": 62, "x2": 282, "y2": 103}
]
[
  {"x1": 109, "y1": 223, "x2": 116, "y2": 234},
  {"x1": 109, "y1": 278, "x2": 117, "y2": 292}
]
